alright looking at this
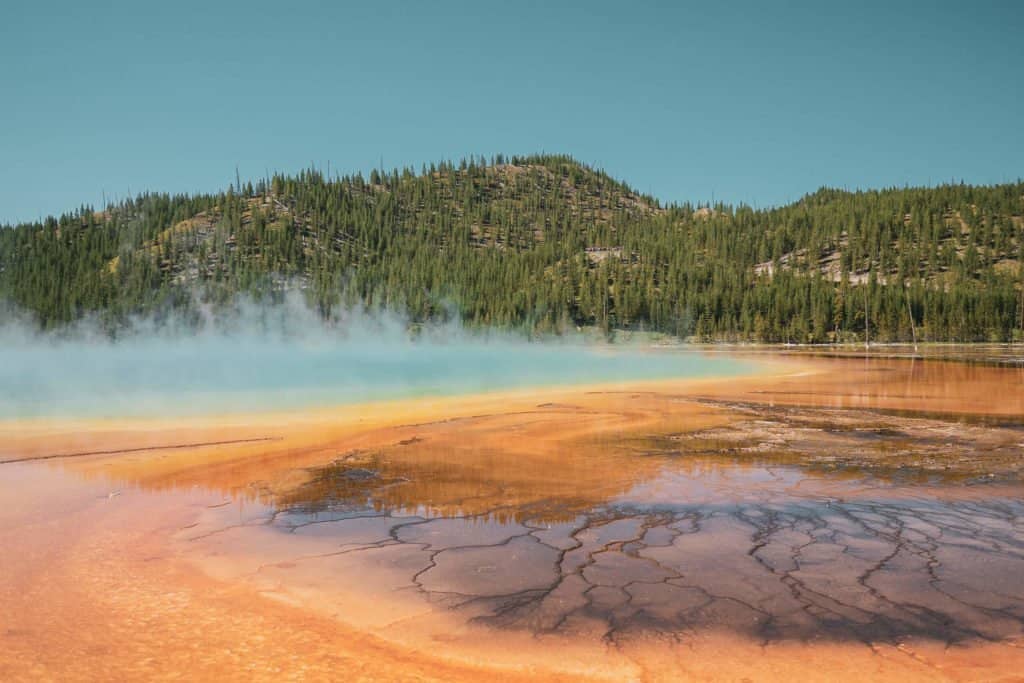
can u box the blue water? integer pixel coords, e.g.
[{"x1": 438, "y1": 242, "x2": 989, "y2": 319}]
[{"x1": 0, "y1": 334, "x2": 754, "y2": 419}]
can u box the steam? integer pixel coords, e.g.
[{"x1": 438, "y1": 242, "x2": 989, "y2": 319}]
[{"x1": 0, "y1": 295, "x2": 748, "y2": 420}]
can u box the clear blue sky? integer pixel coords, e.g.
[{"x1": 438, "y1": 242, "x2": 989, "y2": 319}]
[{"x1": 2, "y1": 0, "x2": 1021, "y2": 223}]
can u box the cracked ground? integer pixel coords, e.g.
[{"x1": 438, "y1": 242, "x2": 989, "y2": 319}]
[
  {"x1": 180, "y1": 381, "x2": 1024, "y2": 676},
  {"x1": 4, "y1": 353, "x2": 1023, "y2": 681}
]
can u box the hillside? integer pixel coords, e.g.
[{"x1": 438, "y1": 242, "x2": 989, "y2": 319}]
[{"x1": 1, "y1": 154, "x2": 1022, "y2": 342}]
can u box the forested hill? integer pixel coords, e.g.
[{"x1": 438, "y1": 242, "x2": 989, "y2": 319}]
[{"x1": 2, "y1": 154, "x2": 1022, "y2": 342}]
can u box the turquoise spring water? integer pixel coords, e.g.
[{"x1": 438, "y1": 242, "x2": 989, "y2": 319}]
[{"x1": 0, "y1": 332, "x2": 756, "y2": 419}]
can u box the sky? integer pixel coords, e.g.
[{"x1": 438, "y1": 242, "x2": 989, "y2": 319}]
[{"x1": 1, "y1": 0, "x2": 1021, "y2": 223}]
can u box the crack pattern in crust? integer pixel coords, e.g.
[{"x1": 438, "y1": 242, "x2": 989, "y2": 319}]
[{"x1": 185, "y1": 456, "x2": 1024, "y2": 652}]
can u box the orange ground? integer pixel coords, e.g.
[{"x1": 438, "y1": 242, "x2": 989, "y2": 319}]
[{"x1": 1, "y1": 354, "x2": 1023, "y2": 682}]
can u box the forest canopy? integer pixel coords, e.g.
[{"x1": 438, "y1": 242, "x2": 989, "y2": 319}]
[{"x1": 2, "y1": 154, "x2": 1022, "y2": 343}]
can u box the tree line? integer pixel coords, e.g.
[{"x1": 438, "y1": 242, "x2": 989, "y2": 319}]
[{"x1": 1, "y1": 154, "x2": 1022, "y2": 342}]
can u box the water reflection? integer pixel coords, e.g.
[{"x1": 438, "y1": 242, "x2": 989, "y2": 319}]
[
  {"x1": 191, "y1": 442, "x2": 1024, "y2": 647},
  {"x1": 721, "y1": 354, "x2": 1024, "y2": 416},
  {"x1": 276, "y1": 443, "x2": 668, "y2": 524}
]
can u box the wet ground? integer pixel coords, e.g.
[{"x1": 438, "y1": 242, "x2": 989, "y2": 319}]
[
  {"x1": 192, "y1": 454, "x2": 1024, "y2": 646},
  {"x1": 2, "y1": 352, "x2": 1023, "y2": 680}
]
